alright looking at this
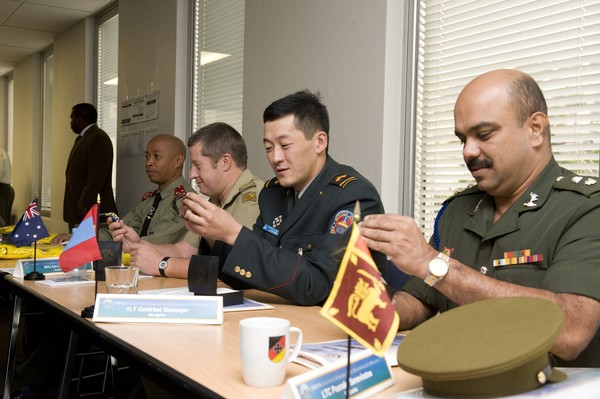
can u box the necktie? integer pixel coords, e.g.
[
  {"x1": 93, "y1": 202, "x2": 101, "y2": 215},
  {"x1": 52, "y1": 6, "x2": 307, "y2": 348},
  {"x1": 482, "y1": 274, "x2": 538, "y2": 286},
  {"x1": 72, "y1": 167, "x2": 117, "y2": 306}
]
[
  {"x1": 139, "y1": 192, "x2": 162, "y2": 237},
  {"x1": 284, "y1": 189, "x2": 295, "y2": 218}
]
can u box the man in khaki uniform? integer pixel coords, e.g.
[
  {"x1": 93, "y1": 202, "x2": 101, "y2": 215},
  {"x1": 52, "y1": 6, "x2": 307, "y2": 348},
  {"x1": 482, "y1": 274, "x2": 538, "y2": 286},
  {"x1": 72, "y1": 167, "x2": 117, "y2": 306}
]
[
  {"x1": 101, "y1": 134, "x2": 193, "y2": 243},
  {"x1": 360, "y1": 70, "x2": 600, "y2": 367},
  {"x1": 109, "y1": 122, "x2": 262, "y2": 278},
  {"x1": 54, "y1": 134, "x2": 193, "y2": 245}
]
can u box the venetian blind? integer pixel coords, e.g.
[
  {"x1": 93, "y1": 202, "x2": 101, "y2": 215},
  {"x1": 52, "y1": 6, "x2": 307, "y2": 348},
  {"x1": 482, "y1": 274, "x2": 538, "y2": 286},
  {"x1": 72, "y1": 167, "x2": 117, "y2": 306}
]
[
  {"x1": 415, "y1": 0, "x2": 600, "y2": 238},
  {"x1": 97, "y1": 12, "x2": 119, "y2": 194},
  {"x1": 193, "y1": 0, "x2": 245, "y2": 132},
  {"x1": 40, "y1": 52, "x2": 54, "y2": 213}
]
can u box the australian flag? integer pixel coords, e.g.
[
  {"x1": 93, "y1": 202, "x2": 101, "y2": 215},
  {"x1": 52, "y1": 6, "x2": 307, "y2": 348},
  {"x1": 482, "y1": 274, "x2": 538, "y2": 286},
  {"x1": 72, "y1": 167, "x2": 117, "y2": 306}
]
[{"x1": 11, "y1": 198, "x2": 50, "y2": 247}]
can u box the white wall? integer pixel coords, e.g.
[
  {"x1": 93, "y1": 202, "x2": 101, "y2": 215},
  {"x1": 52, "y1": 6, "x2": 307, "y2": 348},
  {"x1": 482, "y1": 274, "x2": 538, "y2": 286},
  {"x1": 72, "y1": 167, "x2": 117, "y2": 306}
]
[
  {"x1": 243, "y1": 0, "x2": 387, "y2": 189},
  {"x1": 115, "y1": 0, "x2": 190, "y2": 215},
  {"x1": 8, "y1": 0, "x2": 409, "y2": 226}
]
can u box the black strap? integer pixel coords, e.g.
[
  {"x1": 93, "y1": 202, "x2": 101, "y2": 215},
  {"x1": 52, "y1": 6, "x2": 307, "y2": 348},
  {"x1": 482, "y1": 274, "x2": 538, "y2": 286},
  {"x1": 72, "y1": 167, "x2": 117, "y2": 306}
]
[
  {"x1": 139, "y1": 192, "x2": 162, "y2": 237},
  {"x1": 284, "y1": 189, "x2": 295, "y2": 218}
]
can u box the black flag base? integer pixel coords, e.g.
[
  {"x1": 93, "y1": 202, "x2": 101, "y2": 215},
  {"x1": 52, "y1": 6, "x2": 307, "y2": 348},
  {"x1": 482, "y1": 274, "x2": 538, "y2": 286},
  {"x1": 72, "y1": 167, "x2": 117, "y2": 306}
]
[
  {"x1": 24, "y1": 270, "x2": 45, "y2": 280},
  {"x1": 81, "y1": 305, "x2": 94, "y2": 318},
  {"x1": 80, "y1": 241, "x2": 123, "y2": 318}
]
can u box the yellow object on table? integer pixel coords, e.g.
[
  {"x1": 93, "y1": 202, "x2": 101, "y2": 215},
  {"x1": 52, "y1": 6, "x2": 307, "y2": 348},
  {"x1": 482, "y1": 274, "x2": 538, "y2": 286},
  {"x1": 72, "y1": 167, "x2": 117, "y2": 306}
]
[
  {"x1": 0, "y1": 244, "x2": 63, "y2": 259},
  {"x1": 0, "y1": 229, "x2": 65, "y2": 259}
]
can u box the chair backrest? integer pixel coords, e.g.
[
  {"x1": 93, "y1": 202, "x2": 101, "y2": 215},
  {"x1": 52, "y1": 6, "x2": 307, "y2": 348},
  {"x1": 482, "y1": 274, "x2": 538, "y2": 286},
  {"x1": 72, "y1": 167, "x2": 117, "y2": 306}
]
[
  {"x1": 0, "y1": 184, "x2": 15, "y2": 225},
  {"x1": 386, "y1": 260, "x2": 411, "y2": 289}
]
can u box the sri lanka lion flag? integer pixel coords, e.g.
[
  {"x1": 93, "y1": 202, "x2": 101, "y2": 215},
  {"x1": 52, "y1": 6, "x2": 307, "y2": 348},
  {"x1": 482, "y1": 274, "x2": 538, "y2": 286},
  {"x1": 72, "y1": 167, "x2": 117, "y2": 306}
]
[
  {"x1": 58, "y1": 204, "x2": 102, "y2": 272},
  {"x1": 320, "y1": 221, "x2": 399, "y2": 357}
]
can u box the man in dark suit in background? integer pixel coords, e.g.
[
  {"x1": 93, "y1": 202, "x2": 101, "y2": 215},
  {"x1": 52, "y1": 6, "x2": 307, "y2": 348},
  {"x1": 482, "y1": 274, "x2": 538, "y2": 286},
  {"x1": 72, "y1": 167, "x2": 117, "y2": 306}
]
[{"x1": 64, "y1": 103, "x2": 117, "y2": 229}]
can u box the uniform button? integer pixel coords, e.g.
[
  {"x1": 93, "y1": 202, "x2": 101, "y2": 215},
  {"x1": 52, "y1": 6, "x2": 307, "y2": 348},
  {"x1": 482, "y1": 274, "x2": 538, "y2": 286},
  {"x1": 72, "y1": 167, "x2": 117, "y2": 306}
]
[
  {"x1": 240, "y1": 268, "x2": 246, "y2": 276},
  {"x1": 480, "y1": 266, "x2": 488, "y2": 274},
  {"x1": 234, "y1": 266, "x2": 241, "y2": 273},
  {"x1": 307, "y1": 243, "x2": 312, "y2": 250},
  {"x1": 245, "y1": 271, "x2": 252, "y2": 278}
]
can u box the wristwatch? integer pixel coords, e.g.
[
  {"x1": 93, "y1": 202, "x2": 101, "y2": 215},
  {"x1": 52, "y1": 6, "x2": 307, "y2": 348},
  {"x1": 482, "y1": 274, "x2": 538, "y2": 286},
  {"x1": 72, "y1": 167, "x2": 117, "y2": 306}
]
[
  {"x1": 424, "y1": 252, "x2": 450, "y2": 286},
  {"x1": 158, "y1": 257, "x2": 171, "y2": 277}
]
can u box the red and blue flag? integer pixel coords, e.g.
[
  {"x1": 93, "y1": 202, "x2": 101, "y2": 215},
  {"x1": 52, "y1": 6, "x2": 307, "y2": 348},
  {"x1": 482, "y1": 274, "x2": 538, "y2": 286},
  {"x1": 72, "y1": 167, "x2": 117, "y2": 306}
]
[{"x1": 58, "y1": 204, "x2": 102, "y2": 272}]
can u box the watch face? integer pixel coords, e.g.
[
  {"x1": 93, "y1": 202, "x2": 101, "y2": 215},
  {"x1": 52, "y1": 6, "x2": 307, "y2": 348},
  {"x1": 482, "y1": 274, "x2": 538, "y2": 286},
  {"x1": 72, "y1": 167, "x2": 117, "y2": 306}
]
[{"x1": 429, "y1": 258, "x2": 448, "y2": 277}]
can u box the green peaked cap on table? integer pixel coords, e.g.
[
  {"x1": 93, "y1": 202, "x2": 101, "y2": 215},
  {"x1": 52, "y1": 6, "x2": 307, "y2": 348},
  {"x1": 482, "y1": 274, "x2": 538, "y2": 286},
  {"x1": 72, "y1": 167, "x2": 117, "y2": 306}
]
[{"x1": 397, "y1": 296, "x2": 566, "y2": 398}]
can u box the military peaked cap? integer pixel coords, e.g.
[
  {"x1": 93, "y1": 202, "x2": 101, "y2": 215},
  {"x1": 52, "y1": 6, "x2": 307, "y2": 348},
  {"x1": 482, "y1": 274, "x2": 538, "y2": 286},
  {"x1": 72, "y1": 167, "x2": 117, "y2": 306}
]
[{"x1": 397, "y1": 297, "x2": 566, "y2": 398}]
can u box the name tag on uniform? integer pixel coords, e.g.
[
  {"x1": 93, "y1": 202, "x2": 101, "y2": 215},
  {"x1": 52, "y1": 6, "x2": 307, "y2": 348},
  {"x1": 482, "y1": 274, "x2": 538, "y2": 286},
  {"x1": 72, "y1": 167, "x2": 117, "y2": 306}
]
[{"x1": 262, "y1": 224, "x2": 279, "y2": 237}]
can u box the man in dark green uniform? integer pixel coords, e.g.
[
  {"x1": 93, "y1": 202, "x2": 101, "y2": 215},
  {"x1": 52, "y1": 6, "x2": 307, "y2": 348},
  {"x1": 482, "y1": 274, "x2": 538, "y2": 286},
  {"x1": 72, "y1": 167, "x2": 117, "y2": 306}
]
[
  {"x1": 182, "y1": 90, "x2": 386, "y2": 306},
  {"x1": 360, "y1": 70, "x2": 600, "y2": 367}
]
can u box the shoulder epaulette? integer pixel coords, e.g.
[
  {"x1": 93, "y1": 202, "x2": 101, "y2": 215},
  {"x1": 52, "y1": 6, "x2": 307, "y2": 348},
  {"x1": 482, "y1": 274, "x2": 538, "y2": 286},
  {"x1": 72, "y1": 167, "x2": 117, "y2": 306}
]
[
  {"x1": 264, "y1": 178, "x2": 282, "y2": 189},
  {"x1": 174, "y1": 184, "x2": 187, "y2": 199},
  {"x1": 141, "y1": 190, "x2": 158, "y2": 201},
  {"x1": 448, "y1": 184, "x2": 481, "y2": 199},
  {"x1": 554, "y1": 174, "x2": 600, "y2": 197},
  {"x1": 329, "y1": 173, "x2": 357, "y2": 188},
  {"x1": 239, "y1": 181, "x2": 257, "y2": 193}
]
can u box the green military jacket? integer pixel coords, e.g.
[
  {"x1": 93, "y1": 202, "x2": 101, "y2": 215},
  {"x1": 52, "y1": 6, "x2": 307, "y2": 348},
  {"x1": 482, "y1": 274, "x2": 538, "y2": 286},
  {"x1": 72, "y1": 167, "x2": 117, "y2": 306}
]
[
  {"x1": 99, "y1": 176, "x2": 195, "y2": 244},
  {"x1": 403, "y1": 158, "x2": 600, "y2": 367},
  {"x1": 184, "y1": 169, "x2": 262, "y2": 248}
]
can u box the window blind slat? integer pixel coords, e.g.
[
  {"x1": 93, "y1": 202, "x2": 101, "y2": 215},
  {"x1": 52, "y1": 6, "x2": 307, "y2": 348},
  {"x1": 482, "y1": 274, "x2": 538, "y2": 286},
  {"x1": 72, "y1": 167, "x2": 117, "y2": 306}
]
[
  {"x1": 193, "y1": 0, "x2": 245, "y2": 132},
  {"x1": 416, "y1": 0, "x2": 600, "y2": 239}
]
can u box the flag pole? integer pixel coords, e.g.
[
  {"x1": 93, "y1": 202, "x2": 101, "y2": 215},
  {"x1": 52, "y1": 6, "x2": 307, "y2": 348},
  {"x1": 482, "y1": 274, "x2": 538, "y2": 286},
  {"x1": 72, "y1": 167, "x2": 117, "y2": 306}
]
[
  {"x1": 344, "y1": 202, "x2": 361, "y2": 399},
  {"x1": 24, "y1": 196, "x2": 45, "y2": 281},
  {"x1": 81, "y1": 194, "x2": 101, "y2": 318}
]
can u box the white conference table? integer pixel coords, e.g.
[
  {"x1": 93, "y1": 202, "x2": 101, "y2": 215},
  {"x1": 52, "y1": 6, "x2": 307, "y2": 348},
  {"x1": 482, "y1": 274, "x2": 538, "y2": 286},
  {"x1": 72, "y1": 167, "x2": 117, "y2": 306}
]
[{"x1": 1, "y1": 268, "x2": 421, "y2": 398}]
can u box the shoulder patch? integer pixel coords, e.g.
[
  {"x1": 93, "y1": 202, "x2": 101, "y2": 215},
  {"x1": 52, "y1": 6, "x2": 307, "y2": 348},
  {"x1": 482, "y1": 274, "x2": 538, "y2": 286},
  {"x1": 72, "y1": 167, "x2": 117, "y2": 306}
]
[
  {"x1": 239, "y1": 181, "x2": 257, "y2": 193},
  {"x1": 242, "y1": 191, "x2": 257, "y2": 203},
  {"x1": 141, "y1": 190, "x2": 158, "y2": 201},
  {"x1": 173, "y1": 185, "x2": 187, "y2": 199},
  {"x1": 264, "y1": 177, "x2": 282, "y2": 189},
  {"x1": 329, "y1": 173, "x2": 357, "y2": 188},
  {"x1": 329, "y1": 210, "x2": 354, "y2": 234},
  {"x1": 554, "y1": 175, "x2": 600, "y2": 197},
  {"x1": 446, "y1": 184, "x2": 481, "y2": 202}
]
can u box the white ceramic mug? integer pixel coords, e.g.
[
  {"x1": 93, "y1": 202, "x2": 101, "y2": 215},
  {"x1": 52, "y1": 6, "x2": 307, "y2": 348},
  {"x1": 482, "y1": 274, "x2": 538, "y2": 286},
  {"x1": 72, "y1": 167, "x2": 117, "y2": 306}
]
[{"x1": 239, "y1": 317, "x2": 303, "y2": 387}]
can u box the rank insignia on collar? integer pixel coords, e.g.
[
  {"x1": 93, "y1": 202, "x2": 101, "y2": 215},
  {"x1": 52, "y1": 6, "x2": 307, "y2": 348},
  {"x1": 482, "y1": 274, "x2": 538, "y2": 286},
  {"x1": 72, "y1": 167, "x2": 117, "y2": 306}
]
[
  {"x1": 584, "y1": 178, "x2": 597, "y2": 186},
  {"x1": 523, "y1": 192, "x2": 539, "y2": 208},
  {"x1": 572, "y1": 176, "x2": 583, "y2": 183},
  {"x1": 141, "y1": 190, "x2": 158, "y2": 201},
  {"x1": 174, "y1": 185, "x2": 187, "y2": 199},
  {"x1": 273, "y1": 215, "x2": 282, "y2": 227}
]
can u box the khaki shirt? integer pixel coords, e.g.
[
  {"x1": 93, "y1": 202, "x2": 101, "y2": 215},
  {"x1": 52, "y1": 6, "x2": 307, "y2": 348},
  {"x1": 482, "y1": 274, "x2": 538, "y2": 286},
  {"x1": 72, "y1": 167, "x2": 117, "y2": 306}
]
[
  {"x1": 184, "y1": 169, "x2": 262, "y2": 248},
  {"x1": 99, "y1": 176, "x2": 195, "y2": 244}
]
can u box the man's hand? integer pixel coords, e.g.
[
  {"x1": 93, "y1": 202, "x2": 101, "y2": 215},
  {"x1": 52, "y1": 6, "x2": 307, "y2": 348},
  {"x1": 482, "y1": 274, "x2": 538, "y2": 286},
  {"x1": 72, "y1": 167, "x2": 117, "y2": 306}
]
[
  {"x1": 359, "y1": 214, "x2": 437, "y2": 279},
  {"x1": 50, "y1": 233, "x2": 70, "y2": 245},
  {"x1": 181, "y1": 192, "x2": 243, "y2": 246},
  {"x1": 128, "y1": 241, "x2": 161, "y2": 276},
  {"x1": 108, "y1": 217, "x2": 140, "y2": 253}
]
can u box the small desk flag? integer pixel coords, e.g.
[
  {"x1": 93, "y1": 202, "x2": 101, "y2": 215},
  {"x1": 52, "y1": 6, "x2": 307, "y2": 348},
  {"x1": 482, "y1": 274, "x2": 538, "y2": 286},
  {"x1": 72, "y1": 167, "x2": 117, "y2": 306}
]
[
  {"x1": 11, "y1": 198, "x2": 49, "y2": 247},
  {"x1": 59, "y1": 204, "x2": 102, "y2": 272},
  {"x1": 320, "y1": 222, "x2": 399, "y2": 356}
]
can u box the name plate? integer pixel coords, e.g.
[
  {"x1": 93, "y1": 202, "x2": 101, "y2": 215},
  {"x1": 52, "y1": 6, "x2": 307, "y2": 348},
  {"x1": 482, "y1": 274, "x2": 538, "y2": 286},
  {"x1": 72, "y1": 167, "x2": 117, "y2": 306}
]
[
  {"x1": 13, "y1": 258, "x2": 92, "y2": 278},
  {"x1": 92, "y1": 294, "x2": 223, "y2": 324},
  {"x1": 282, "y1": 350, "x2": 394, "y2": 399}
]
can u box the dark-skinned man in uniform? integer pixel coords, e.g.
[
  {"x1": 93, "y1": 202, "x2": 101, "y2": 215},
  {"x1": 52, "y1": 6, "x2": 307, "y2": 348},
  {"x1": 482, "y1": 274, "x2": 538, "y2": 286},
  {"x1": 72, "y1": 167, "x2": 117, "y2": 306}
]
[{"x1": 360, "y1": 69, "x2": 600, "y2": 367}]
